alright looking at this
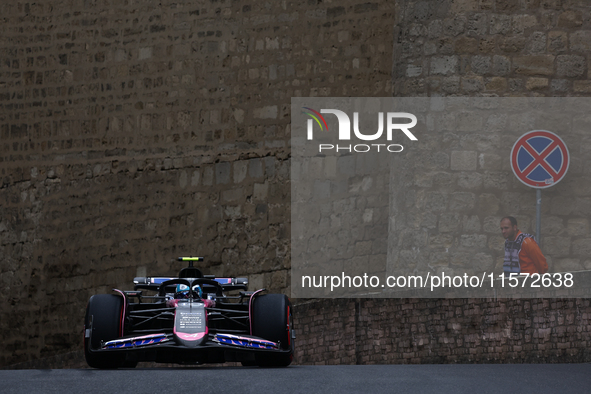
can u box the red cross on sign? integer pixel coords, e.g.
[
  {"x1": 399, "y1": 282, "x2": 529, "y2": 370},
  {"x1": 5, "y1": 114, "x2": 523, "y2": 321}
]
[{"x1": 510, "y1": 130, "x2": 569, "y2": 189}]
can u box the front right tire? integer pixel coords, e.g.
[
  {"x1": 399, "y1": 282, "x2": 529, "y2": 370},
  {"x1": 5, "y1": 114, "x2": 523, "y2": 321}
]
[{"x1": 84, "y1": 294, "x2": 127, "y2": 369}]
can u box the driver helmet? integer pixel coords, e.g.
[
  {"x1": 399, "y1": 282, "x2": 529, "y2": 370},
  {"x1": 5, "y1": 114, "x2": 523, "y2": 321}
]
[{"x1": 175, "y1": 284, "x2": 203, "y2": 299}]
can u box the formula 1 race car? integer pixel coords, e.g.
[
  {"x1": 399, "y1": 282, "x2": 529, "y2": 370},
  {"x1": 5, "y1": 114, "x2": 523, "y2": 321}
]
[{"x1": 83, "y1": 257, "x2": 294, "y2": 368}]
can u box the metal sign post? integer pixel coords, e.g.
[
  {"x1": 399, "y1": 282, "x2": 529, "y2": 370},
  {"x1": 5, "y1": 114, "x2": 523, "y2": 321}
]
[
  {"x1": 536, "y1": 189, "x2": 541, "y2": 245},
  {"x1": 510, "y1": 130, "x2": 570, "y2": 245}
]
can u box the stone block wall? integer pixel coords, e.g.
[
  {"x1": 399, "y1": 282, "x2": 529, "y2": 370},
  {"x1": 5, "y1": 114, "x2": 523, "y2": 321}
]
[
  {"x1": 3, "y1": 0, "x2": 591, "y2": 369},
  {"x1": 0, "y1": 0, "x2": 395, "y2": 367},
  {"x1": 386, "y1": 98, "x2": 591, "y2": 278},
  {"x1": 394, "y1": 0, "x2": 591, "y2": 97},
  {"x1": 292, "y1": 0, "x2": 591, "y2": 366},
  {"x1": 388, "y1": 1, "x2": 591, "y2": 276}
]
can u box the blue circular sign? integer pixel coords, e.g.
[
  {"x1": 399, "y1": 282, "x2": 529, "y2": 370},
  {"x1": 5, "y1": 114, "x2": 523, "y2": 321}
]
[{"x1": 510, "y1": 130, "x2": 569, "y2": 189}]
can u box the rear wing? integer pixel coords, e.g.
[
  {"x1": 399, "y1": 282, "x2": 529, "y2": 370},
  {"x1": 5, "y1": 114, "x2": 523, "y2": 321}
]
[{"x1": 133, "y1": 276, "x2": 248, "y2": 293}]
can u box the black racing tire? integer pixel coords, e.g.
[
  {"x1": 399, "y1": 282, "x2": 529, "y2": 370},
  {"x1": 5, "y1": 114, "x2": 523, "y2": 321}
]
[
  {"x1": 251, "y1": 294, "x2": 294, "y2": 367},
  {"x1": 84, "y1": 294, "x2": 126, "y2": 369}
]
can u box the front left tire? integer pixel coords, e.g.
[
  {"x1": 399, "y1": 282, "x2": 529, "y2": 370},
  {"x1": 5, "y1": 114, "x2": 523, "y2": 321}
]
[{"x1": 250, "y1": 294, "x2": 294, "y2": 367}]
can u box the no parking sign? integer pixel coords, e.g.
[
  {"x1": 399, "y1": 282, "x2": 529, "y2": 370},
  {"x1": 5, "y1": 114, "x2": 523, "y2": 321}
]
[{"x1": 510, "y1": 130, "x2": 570, "y2": 189}]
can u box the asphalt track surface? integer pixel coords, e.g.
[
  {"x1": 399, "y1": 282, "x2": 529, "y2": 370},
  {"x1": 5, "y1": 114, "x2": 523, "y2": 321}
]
[{"x1": 2, "y1": 364, "x2": 591, "y2": 394}]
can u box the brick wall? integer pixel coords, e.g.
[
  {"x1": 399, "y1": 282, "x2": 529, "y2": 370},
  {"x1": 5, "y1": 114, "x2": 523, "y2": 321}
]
[{"x1": 294, "y1": 297, "x2": 591, "y2": 364}]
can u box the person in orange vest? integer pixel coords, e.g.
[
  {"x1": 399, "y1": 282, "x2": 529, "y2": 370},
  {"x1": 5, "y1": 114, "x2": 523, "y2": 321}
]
[{"x1": 500, "y1": 216, "x2": 548, "y2": 276}]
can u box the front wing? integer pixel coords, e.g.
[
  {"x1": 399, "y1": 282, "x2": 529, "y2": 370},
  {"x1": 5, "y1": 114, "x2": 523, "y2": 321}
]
[{"x1": 86, "y1": 331, "x2": 290, "y2": 364}]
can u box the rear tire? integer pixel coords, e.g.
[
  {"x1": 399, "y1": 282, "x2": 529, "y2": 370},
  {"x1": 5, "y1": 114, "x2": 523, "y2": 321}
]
[
  {"x1": 84, "y1": 294, "x2": 126, "y2": 369},
  {"x1": 251, "y1": 294, "x2": 294, "y2": 367}
]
